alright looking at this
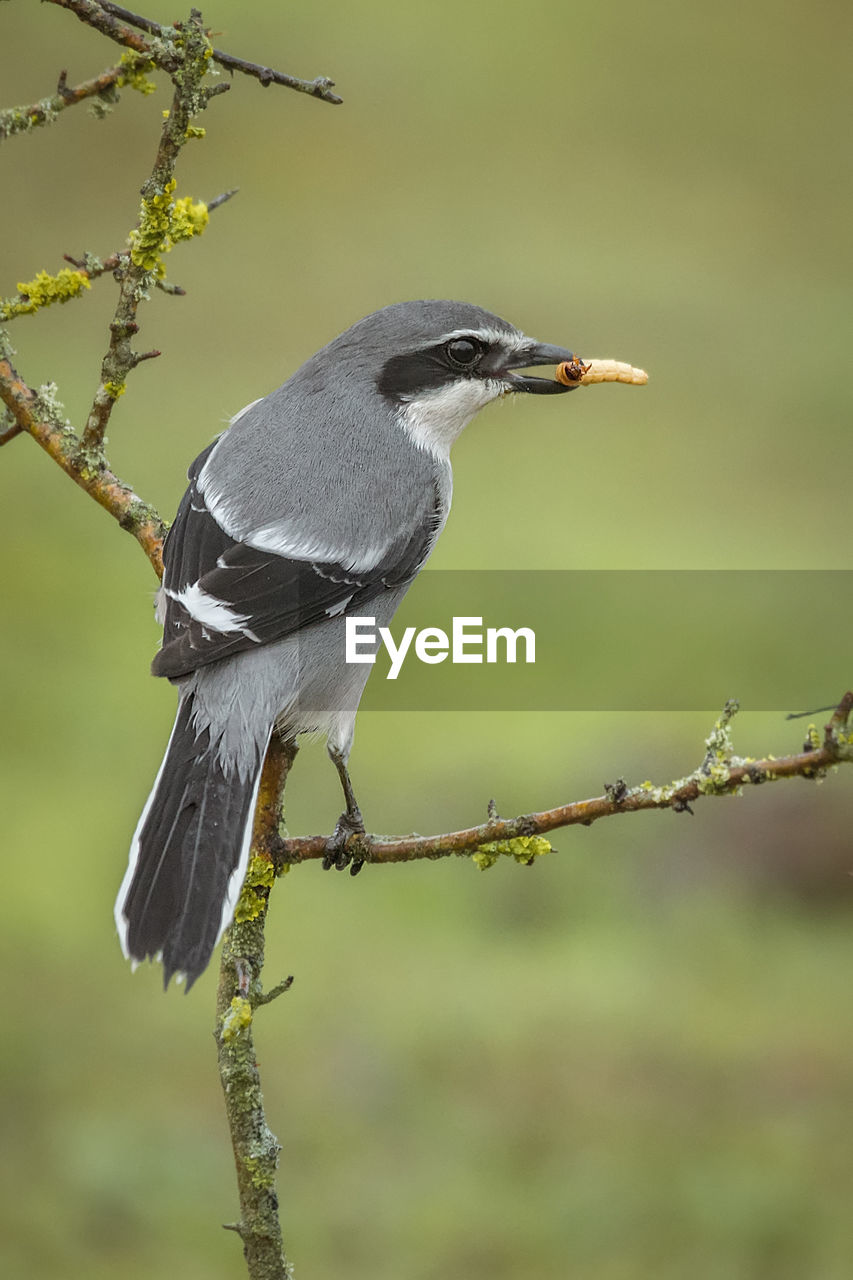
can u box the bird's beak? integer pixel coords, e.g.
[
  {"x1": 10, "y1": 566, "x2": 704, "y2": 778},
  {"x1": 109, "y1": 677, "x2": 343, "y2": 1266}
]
[{"x1": 502, "y1": 340, "x2": 579, "y2": 395}]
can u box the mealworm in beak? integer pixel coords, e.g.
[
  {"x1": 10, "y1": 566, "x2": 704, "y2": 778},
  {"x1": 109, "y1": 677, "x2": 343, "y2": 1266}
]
[{"x1": 556, "y1": 357, "x2": 648, "y2": 387}]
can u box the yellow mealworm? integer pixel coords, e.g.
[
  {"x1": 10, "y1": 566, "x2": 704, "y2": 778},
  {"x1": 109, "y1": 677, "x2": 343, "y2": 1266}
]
[{"x1": 556, "y1": 357, "x2": 648, "y2": 387}]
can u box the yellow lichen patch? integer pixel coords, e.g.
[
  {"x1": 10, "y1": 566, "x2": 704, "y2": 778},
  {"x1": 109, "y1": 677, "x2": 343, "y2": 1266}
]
[
  {"x1": 243, "y1": 1155, "x2": 276, "y2": 1190},
  {"x1": 0, "y1": 268, "x2": 91, "y2": 321},
  {"x1": 169, "y1": 194, "x2": 209, "y2": 243},
  {"x1": 117, "y1": 51, "x2": 157, "y2": 96},
  {"x1": 221, "y1": 996, "x2": 253, "y2": 1042},
  {"x1": 234, "y1": 855, "x2": 276, "y2": 922},
  {"x1": 129, "y1": 180, "x2": 209, "y2": 272},
  {"x1": 473, "y1": 835, "x2": 552, "y2": 870}
]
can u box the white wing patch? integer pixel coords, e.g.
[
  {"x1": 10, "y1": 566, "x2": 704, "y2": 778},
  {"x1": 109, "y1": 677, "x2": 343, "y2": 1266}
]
[{"x1": 165, "y1": 582, "x2": 260, "y2": 641}]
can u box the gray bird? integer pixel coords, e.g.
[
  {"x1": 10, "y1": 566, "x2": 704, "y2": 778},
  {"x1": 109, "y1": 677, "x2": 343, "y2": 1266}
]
[{"x1": 115, "y1": 299, "x2": 581, "y2": 988}]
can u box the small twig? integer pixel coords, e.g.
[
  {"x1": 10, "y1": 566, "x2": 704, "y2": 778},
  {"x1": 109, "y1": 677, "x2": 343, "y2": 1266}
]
[
  {"x1": 212, "y1": 49, "x2": 342, "y2": 103},
  {"x1": 207, "y1": 187, "x2": 239, "y2": 213},
  {"x1": 0, "y1": 65, "x2": 123, "y2": 142},
  {"x1": 254, "y1": 976, "x2": 294, "y2": 1007},
  {"x1": 0, "y1": 416, "x2": 23, "y2": 446},
  {"x1": 92, "y1": 2, "x2": 344, "y2": 102}
]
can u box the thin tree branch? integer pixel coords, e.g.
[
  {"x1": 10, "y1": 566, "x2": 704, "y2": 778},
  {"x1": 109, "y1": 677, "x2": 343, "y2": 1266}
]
[
  {"x1": 0, "y1": 65, "x2": 123, "y2": 142},
  {"x1": 86, "y1": 0, "x2": 164, "y2": 37},
  {"x1": 0, "y1": 350, "x2": 166, "y2": 575},
  {"x1": 207, "y1": 48, "x2": 342, "y2": 103},
  {"x1": 215, "y1": 734, "x2": 299, "y2": 1280},
  {"x1": 267, "y1": 694, "x2": 853, "y2": 868},
  {"x1": 50, "y1": 1, "x2": 343, "y2": 103},
  {"x1": 98, "y1": 1, "x2": 343, "y2": 102},
  {"x1": 78, "y1": 11, "x2": 219, "y2": 455}
]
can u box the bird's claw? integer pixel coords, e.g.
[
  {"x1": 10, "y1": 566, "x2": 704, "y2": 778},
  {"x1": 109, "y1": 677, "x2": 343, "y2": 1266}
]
[{"x1": 323, "y1": 809, "x2": 369, "y2": 875}]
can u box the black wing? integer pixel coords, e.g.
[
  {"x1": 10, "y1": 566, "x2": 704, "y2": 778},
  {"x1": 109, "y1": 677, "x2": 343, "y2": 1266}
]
[{"x1": 152, "y1": 446, "x2": 442, "y2": 680}]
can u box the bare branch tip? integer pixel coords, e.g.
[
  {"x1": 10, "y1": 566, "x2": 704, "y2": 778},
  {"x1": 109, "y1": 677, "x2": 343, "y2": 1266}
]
[{"x1": 207, "y1": 188, "x2": 239, "y2": 213}]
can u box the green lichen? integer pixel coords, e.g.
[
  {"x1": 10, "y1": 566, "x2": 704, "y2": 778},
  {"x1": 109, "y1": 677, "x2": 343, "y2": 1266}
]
[
  {"x1": 117, "y1": 51, "x2": 158, "y2": 96},
  {"x1": 0, "y1": 100, "x2": 58, "y2": 139},
  {"x1": 185, "y1": 125, "x2": 206, "y2": 139},
  {"x1": 169, "y1": 193, "x2": 210, "y2": 242},
  {"x1": 102, "y1": 380, "x2": 126, "y2": 400},
  {"x1": 128, "y1": 179, "x2": 209, "y2": 272},
  {"x1": 243, "y1": 1155, "x2": 276, "y2": 1190},
  {"x1": 0, "y1": 268, "x2": 91, "y2": 321},
  {"x1": 221, "y1": 996, "x2": 253, "y2": 1043},
  {"x1": 634, "y1": 780, "x2": 677, "y2": 805},
  {"x1": 235, "y1": 855, "x2": 277, "y2": 923},
  {"x1": 33, "y1": 381, "x2": 72, "y2": 432},
  {"x1": 696, "y1": 698, "x2": 739, "y2": 794},
  {"x1": 473, "y1": 835, "x2": 552, "y2": 870}
]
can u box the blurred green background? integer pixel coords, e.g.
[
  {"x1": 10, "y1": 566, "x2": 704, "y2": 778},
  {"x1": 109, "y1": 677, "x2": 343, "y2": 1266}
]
[{"x1": 2, "y1": 1, "x2": 852, "y2": 1277}]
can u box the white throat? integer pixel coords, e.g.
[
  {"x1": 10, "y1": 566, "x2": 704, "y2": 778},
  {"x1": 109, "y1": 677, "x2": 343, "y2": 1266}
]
[{"x1": 396, "y1": 378, "x2": 505, "y2": 460}]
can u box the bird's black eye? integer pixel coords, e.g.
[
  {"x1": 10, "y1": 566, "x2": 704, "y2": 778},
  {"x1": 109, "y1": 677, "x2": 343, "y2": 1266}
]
[{"x1": 445, "y1": 337, "x2": 483, "y2": 369}]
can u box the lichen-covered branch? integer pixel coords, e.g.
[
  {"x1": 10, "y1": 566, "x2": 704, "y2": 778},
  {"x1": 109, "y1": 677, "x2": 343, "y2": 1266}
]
[
  {"x1": 267, "y1": 694, "x2": 853, "y2": 868},
  {"x1": 97, "y1": 1, "x2": 343, "y2": 102},
  {"x1": 215, "y1": 734, "x2": 298, "y2": 1280},
  {"x1": 79, "y1": 11, "x2": 217, "y2": 454},
  {"x1": 0, "y1": 346, "x2": 167, "y2": 574},
  {"x1": 0, "y1": 65, "x2": 123, "y2": 141}
]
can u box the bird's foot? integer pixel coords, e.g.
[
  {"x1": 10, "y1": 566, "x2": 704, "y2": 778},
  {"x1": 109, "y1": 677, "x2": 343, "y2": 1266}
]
[{"x1": 323, "y1": 808, "x2": 370, "y2": 875}]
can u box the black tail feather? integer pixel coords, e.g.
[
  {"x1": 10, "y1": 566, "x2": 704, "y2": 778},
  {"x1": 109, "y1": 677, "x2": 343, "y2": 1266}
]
[{"x1": 117, "y1": 696, "x2": 262, "y2": 990}]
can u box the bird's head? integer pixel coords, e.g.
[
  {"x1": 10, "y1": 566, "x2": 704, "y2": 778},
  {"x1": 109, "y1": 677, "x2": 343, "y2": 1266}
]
[{"x1": 319, "y1": 300, "x2": 623, "y2": 459}]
